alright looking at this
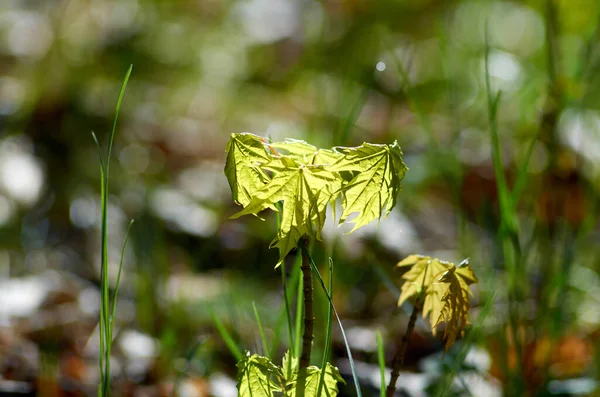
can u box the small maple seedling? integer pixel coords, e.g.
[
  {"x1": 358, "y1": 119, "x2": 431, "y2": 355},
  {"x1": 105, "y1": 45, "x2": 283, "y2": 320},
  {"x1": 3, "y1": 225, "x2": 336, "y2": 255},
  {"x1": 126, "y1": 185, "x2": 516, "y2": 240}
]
[
  {"x1": 225, "y1": 133, "x2": 408, "y2": 266},
  {"x1": 224, "y1": 133, "x2": 408, "y2": 396},
  {"x1": 386, "y1": 254, "x2": 478, "y2": 397}
]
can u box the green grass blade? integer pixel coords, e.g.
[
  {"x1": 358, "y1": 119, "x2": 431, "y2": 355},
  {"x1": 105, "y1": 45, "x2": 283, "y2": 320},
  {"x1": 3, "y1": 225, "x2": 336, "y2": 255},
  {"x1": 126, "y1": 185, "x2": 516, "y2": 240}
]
[
  {"x1": 106, "y1": 65, "x2": 133, "y2": 178},
  {"x1": 510, "y1": 131, "x2": 541, "y2": 208},
  {"x1": 272, "y1": 260, "x2": 301, "y2": 357},
  {"x1": 294, "y1": 269, "x2": 304, "y2": 361},
  {"x1": 108, "y1": 219, "x2": 134, "y2": 342},
  {"x1": 91, "y1": 131, "x2": 107, "y2": 395},
  {"x1": 252, "y1": 301, "x2": 270, "y2": 359},
  {"x1": 338, "y1": 87, "x2": 369, "y2": 145},
  {"x1": 376, "y1": 331, "x2": 385, "y2": 397},
  {"x1": 208, "y1": 304, "x2": 243, "y2": 361},
  {"x1": 316, "y1": 258, "x2": 334, "y2": 395},
  {"x1": 96, "y1": 66, "x2": 133, "y2": 397},
  {"x1": 299, "y1": 244, "x2": 362, "y2": 397}
]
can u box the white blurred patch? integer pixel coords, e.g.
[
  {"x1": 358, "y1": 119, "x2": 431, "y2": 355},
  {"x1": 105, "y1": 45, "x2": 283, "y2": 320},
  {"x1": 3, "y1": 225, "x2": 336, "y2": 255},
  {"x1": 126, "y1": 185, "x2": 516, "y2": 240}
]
[
  {"x1": 151, "y1": 187, "x2": 218, "y2": 237},
  {"x1": 453, "y1": 2, "x2": 544, "y2": 55},
  {"x1": 178, "y1": 162, "x2": 231, "y2": 203},
  {"x1": 0, "y1": 139, "x2": 44, "y2": 206},
  {"x1": 70, "y1": 196, "x2": 98, "y2": 228},
  {"x1": 119, "y1": 329, "x2": 158, "y2": 360},
  {"x1": 345, "y1": 326, "x2": 378, "y2": 352},
  {"x1": 2, "y1": 11, "x2": 54, "y2": 59},
  {"x1": 488, "y1": 51, "x2": 521, "y2": 82},
  {"x1": 487, "y1": 50, "x2": 523, "y2": 93},
  {"x1": 235, "y1": 0, "x2": 299, "y2": 44},
  {"x1": 0, "y1": 271, "x2": 61, "y2": 317},
  {"x1": 559, "y1": 108, "x2": 600, "y2": 168},
  {"x1": 209, "y1": 373, "x2": 238, "y2": 397}
]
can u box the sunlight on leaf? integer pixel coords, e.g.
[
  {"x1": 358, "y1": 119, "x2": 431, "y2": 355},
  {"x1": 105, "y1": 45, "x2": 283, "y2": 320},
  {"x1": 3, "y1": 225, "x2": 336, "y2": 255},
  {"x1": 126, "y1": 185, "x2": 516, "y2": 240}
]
[
  {"x1": 330, "y1": 141, "x2": 407, "y2": 232},
  {"x1": 237, "y1": 351, "x2": 344, "y2": 396},
  {"x1": 231, "y1": 156, "x2": 340, "y2": 266},
  {"x1": 286, "y1": 364, "x2": 345, "y2": 397},
  {"x1": 396, "y1": 255, "x2": 478, "y2": 351},
  {"x1": 225, "y1": 133, "x2": 407, "y2": 266},
  {"x1": 237, "y1": 352, "x2": 284, "y2": 396},
  {"x1": 225, "y1": 133, "x2": 271, "y2": 207}
]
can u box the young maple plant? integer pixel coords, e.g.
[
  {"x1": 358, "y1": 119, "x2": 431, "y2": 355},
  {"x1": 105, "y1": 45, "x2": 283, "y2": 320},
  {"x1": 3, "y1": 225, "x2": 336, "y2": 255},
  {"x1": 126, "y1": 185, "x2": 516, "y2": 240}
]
[
  {"x1": 224, "y1": 132, "x2": 407, "y2": 396},
  {"x1": 387, "y1": 254, "x2": 478, "y2": 396}
]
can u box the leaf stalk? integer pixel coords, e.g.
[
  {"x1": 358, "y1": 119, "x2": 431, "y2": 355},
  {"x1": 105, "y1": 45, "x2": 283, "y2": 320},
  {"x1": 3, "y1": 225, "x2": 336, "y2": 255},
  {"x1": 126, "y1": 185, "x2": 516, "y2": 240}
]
[{"x1": 386, "y1": 298, "x2": 422, "y2": 397}]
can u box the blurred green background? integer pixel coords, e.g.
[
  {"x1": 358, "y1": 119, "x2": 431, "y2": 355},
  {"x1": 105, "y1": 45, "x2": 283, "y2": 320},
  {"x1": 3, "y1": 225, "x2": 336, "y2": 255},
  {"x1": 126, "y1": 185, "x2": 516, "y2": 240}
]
[{"x1": 1, "y1": 0, "x2": 600, "y2": 396}]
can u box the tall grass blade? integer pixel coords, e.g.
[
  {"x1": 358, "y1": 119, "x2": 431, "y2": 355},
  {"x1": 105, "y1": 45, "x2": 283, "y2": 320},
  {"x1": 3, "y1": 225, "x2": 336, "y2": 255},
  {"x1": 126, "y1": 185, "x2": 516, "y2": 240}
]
[
  {"x1": 208, "y1": 304, "x2": 243, "y2": 361},
  {"x1": 93, "y1": 64, "x2": 133, "y2": 397},
  {"x1": 294, "y1": 270, "x2": 304, "y2": 361},
  {"x1": 316, "y1": 258, "x2": 334, "y2": 395},
  {"x1": 252, "y1": 301, "x2": 270, "y2": 359},
  {"x1": 376, "y1": 331, "x2": 386, "y2": 397}
]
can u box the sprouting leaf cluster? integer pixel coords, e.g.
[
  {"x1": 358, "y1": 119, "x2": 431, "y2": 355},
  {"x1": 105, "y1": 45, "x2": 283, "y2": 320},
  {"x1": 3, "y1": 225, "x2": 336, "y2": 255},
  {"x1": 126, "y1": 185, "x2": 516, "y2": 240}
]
[
  {"x1": 396, "y1": 255, "x2": 478, "y2": 351},
  {"x1": 224, "y1": 133, "x2": 408, "y2": 266},
  {"x1": 237, "y1": 351, "x2": 345, "y2": 397}
]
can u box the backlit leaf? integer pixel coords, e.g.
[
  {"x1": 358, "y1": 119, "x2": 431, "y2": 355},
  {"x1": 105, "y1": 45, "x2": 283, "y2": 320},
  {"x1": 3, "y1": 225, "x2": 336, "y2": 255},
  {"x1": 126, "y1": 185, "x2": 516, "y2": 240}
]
[
  {"x1": 231, "y1": 156, "x2": 340, "y2": 266},
  {"x1": 395, "y1": 255, "x2": 478, "y2": 351},
  {"x1": 286, "y1": 363, "x2": 345, "y2": 397},
  {"x1": 269, "y1": 139, "x2": 318, "y2": 163},
  {"x1": 330, "y1": 141, "x2": 407, "y2": 231},
  {"x1": 237, "y1": 352, "x2": 284, "y2": 396},
  {"x1": 434, "y1": 260, "x2": 478, "y2": 351},
  {"x1": 225, "y1": 133, "x2": 407, "y2": 266},
  {"x1": 225, "y1": 133, "x2": 271, "y2": 207}
]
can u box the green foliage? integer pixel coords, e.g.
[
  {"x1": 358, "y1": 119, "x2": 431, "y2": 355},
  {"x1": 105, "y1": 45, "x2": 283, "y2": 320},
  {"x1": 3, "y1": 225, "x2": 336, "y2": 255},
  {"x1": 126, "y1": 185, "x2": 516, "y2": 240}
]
[
  {"x1": 396, "y1": 255, "x2": 478, "y2": 351},
  {"x1": 236, "y1": 351, "x2": 345, "y2": 397},
  {"x1": 225, "y1": 133, "x2": 408, "y2": 266},
  {"x1": 94, "y1": 65, "x2": 133, "y2": 397}
]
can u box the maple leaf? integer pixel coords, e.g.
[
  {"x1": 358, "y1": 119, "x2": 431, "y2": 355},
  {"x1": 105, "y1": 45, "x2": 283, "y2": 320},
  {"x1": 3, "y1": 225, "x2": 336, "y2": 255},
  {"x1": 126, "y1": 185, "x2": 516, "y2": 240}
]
[
  {"x1": 269, "y1": 139, "x2": 318, "y2": 163},
  {"x1": 286, "y1": 364, "x2": 345, "y2": 396},
  {"x1": 224, "y1": 133, "x2": 271, "y2": 207},
  {"x1": 237, "y1": 353, "x2": 284, "y2": 396},
  {"x1": 329, "y1": 141, "x2": 408, "y2": 231},
  {"x1": 396, "y1": 255, "x2": 478, "y2": 351},
  {"x1": 434, "y1": 260, "x2": 478, "y2": 350},
  {"x1": 231, "y1": 156, "x2": 340, "y2": 266},
  {"x1": 224, "y1": 133, "x2": 407, "y2": 266}
]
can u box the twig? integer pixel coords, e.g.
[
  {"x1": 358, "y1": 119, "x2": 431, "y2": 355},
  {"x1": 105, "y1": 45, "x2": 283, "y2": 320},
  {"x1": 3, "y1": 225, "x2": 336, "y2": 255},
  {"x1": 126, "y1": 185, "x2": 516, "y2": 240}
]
[{"x1": 386, "y1": 298, "x2": 422, "y2": 397}]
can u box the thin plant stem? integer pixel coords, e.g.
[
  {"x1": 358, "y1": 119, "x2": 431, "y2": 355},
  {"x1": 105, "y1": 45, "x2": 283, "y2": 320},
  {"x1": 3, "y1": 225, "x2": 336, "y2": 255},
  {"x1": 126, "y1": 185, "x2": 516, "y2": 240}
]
[
  {"x1": 299, "y1": 244, "x2": 363, "y2": 397},
  {"x1": 316, "y1": 258, "x2": 334, "y2": 396},
  {"x1": 299, "y1": 237, "x2": 314, "y2": 369},
  {"x1": 386, "y1": 298, "x2": 422, "y2": 397},
  {"x1": 376, "y1": 331, "x2": 386, "y2": 397}
]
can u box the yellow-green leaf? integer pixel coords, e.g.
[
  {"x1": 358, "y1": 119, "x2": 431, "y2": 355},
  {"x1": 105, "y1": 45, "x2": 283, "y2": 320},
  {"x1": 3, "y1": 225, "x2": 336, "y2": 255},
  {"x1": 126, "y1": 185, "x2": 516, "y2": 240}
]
[
  {"x1": 231, "y1": 156, "x2": 340, "y2": 266},
  {"x1": 434, "y1": 260, "x2": 478, "y2": 351},
  {"x1": 396, "y1": 255, "x2": 448, "y2": 308},
  {"x1": 237, "y1": 353, "x2": 284, "y2": 396},
  {"x1": 395, "y1": 255, "x2": 478, "y2": 351},
  {"x1": 330, "y1": 141, "x2": 408, "y2": 231},
  {"x1": 269, "y1": 139, "x2": 318, "y2": 163},
  {"x1": 225, "y1": 133, "x2": 271, "y2": 207},
  {"x1": 286, "y1": 363, "x2": 345, "y2": 397}
]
